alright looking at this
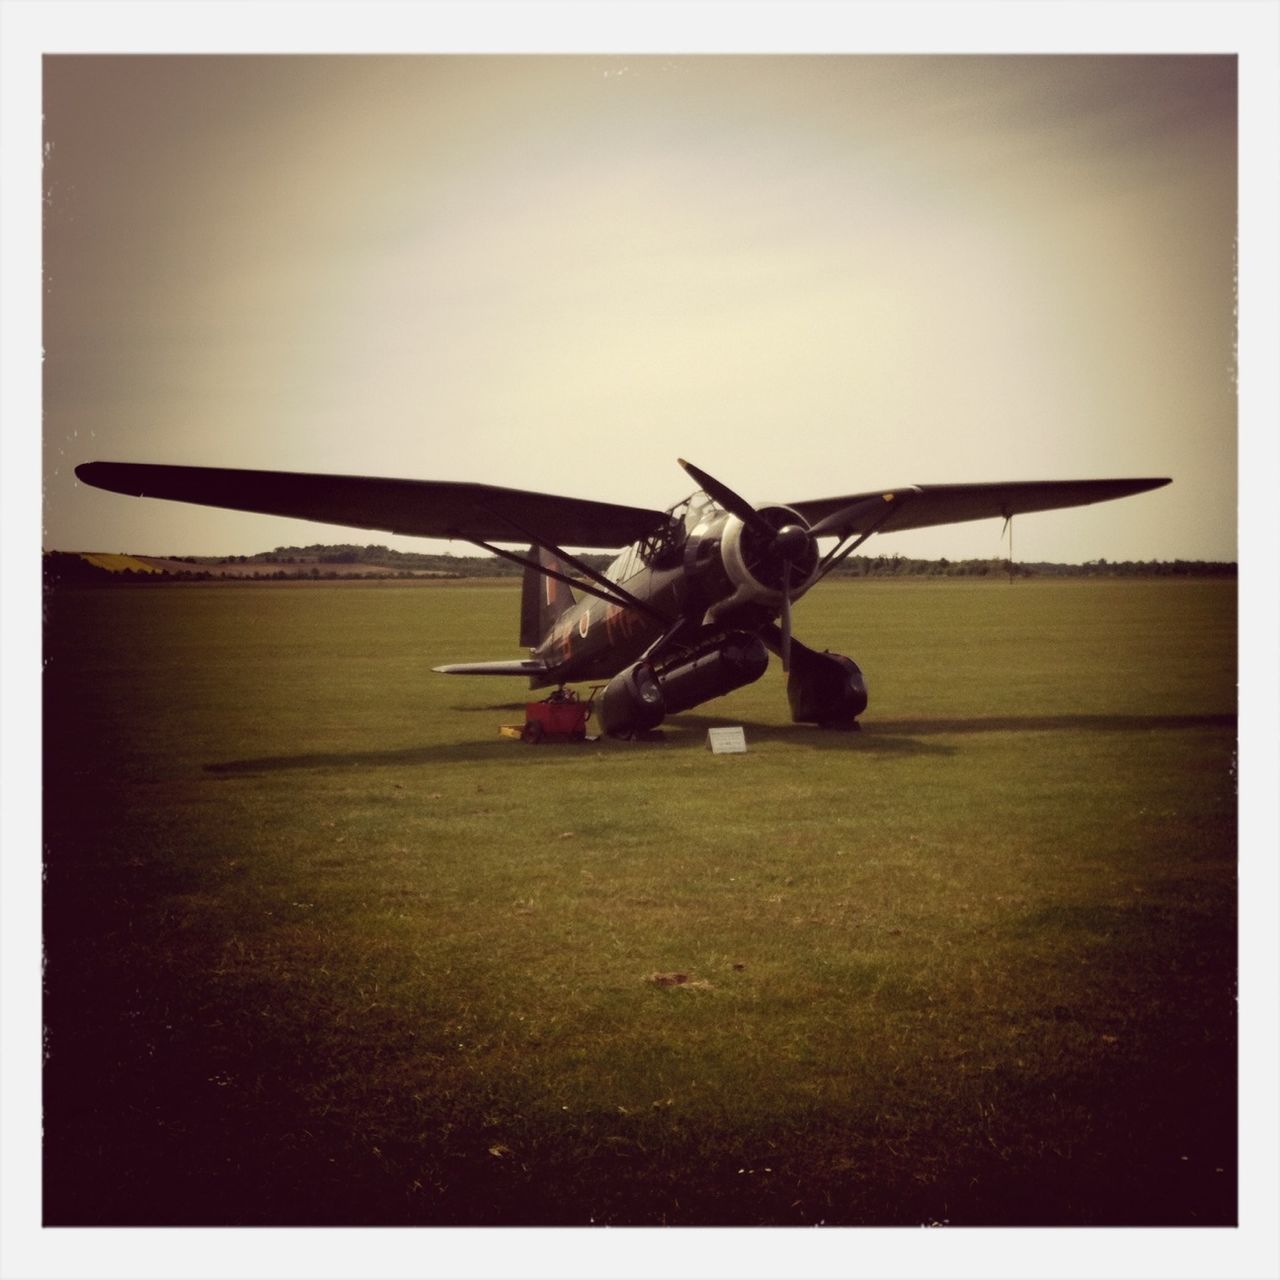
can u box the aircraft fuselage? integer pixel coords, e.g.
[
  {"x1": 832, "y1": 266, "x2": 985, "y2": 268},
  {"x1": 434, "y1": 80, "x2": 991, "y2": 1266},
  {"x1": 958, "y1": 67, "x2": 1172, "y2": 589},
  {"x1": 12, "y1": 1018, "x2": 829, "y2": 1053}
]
[{"x1": 527, "y1": 494, "x2": 793, "y2": 687}]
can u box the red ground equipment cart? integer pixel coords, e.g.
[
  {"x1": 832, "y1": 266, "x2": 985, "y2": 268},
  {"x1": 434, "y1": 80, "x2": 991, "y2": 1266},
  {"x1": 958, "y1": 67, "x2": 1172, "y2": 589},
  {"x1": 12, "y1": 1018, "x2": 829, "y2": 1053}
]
[{"x1": 521, "y1": 688, "x2": 592, "y2": 743}]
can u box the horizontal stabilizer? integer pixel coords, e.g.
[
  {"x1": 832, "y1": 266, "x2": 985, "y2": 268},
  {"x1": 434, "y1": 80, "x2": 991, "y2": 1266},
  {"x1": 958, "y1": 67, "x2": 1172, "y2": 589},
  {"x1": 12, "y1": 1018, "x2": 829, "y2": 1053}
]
[{"x1": 433, "y1": 659, "x2": 550, "y2": 677}]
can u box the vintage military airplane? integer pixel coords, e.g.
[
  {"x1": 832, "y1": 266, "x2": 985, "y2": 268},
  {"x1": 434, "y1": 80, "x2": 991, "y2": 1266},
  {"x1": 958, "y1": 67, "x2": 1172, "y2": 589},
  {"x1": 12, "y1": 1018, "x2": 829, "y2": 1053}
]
[{"x1": 75, "y1": 459, "x2": 1169, "y2": 736}]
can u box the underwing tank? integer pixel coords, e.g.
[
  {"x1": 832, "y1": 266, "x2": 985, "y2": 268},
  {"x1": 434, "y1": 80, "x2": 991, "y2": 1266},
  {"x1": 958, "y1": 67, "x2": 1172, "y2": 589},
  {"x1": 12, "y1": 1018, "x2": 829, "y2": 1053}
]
[
  {"x1": 657, "y1": 634, "x2": 769, "y2": 717},
  {"x1": 597, "y1": 661, "x2": 666, "y2": 737},
  {"x1": 597, "y1": 635, "x2": 769, "y2": 736}
]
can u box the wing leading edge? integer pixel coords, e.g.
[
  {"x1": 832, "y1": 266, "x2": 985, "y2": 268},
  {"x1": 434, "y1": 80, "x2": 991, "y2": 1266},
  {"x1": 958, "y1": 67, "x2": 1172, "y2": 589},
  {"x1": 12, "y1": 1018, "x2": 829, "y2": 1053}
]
[
  {"x1": 788, "y1": 477, "x2": 1171, "y2": 538},
  {"x1": 76, "y1": 463, "x2": 1170, "y2": 549},
  {"x1": 74, "y1": 462, "x2": 668, "y2": 551}
]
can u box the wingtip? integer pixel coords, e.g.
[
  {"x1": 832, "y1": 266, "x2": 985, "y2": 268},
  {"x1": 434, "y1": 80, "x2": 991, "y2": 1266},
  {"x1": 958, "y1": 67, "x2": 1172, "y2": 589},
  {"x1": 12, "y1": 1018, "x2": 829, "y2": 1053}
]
[
  {"x1": 75, "y1": 461, "x2": 132, "y2": 495},
  {"x1": 75, "y1": 461, "x2": 117, "y2": 490}
]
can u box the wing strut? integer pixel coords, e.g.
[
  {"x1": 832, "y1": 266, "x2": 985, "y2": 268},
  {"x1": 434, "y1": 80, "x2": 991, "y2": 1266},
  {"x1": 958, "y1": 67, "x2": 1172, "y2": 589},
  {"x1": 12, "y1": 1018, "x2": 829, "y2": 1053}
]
[
  {"x1": 462, "y1": 525, "x2": 672, "y2": 625},
  {"x1": 464, "y1": 536, "x2": 633, "y2": 612},
  {"x1": 813, "y1": 492, "x2": 915, "y2": 583},
  {"x1": 470, "y1": 504, "x2": 673, "y2": 623}
]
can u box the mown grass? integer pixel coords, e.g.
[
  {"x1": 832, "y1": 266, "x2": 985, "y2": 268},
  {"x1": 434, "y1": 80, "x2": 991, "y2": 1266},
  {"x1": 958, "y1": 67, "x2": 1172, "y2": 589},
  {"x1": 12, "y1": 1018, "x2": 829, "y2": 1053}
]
[{"x1": 42, "y1": 578, "x2": 1236, "y2": 1225}]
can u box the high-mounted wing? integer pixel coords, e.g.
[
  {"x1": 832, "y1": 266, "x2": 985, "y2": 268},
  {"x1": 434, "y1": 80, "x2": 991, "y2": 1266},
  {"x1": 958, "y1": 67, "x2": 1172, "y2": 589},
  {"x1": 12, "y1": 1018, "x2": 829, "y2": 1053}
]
[
  {"x1": 788, "y1": 478, "x2": 1170, "y2": 538},
  {"x1": 74, "y1": 462, "x2": 668, "y2": 550}
]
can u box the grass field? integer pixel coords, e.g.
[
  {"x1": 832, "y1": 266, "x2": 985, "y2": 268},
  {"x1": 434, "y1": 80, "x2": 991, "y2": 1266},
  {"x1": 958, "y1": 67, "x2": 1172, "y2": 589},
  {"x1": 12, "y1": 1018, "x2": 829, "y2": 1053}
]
[{"x1": 42, "y1": 577, "x2": 1237, "y2": 1226}]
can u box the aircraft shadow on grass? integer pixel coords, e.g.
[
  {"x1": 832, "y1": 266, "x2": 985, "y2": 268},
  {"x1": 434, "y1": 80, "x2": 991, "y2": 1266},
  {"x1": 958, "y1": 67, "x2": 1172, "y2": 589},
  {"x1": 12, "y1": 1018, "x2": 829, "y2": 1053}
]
[
  {"x1": 205, "y1": 739, "x2": 564, "y2": 774},
  {"x1": 668, "y1": 712, "x2": 954, "y2": 756},
  {"x1": 202, "y1": 713, "x2": 945, "y2": 775},
  {"x1": 867, "y1": 711, "x2": 1235, "y2": 736},
  {"x1": 202, "y1": 710, "x2": 1231, "y2": 777}
]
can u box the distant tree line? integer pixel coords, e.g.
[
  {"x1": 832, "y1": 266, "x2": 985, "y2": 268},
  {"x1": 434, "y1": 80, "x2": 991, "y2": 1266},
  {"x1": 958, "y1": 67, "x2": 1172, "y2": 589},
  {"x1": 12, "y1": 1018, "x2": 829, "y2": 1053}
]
[
  {"x1": 44, "y1": 547, "x2": 1236, "y2": 589},
  {"x1": 171, "y1": 544, "x2": 613, "y2": 578},
  {"x1": 830, "y1": 554, "x2": 1237, "y2": 578},
  {"x1": 168, "y1": 544, "x2": 620, "y2": 577}
]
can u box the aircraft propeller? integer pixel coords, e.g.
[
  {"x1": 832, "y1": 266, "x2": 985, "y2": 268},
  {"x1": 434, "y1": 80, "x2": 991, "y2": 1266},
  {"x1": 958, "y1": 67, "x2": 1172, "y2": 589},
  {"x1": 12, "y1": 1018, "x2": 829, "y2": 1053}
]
[
  {"x1": 677, "y1": 458, "x2": 776, "y2": 541},
  {"x1": 677, "y1": 458, "x2": 817, "y2": 671}
]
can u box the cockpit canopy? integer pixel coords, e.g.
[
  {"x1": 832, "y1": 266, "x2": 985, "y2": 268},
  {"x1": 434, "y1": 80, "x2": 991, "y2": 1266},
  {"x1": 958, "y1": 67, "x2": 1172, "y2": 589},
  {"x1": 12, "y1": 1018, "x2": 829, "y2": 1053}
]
[{"x1": 638, "y1": 491, "x2": 715, "y2": 569}]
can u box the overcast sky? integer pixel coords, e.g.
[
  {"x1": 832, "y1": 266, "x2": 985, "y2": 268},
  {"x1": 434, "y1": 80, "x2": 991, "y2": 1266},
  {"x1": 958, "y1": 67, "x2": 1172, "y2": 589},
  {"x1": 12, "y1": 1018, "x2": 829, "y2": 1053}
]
[{"x1": 44, "y1": 54, "x2": 1237, "y2": 561}]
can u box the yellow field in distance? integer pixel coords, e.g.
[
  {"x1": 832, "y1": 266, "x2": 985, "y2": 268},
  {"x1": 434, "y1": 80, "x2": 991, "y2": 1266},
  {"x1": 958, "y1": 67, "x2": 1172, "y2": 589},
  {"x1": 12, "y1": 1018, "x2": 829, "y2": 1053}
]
[{"x1": 79, "y1": 552, "x2": 164, "y2": 574}]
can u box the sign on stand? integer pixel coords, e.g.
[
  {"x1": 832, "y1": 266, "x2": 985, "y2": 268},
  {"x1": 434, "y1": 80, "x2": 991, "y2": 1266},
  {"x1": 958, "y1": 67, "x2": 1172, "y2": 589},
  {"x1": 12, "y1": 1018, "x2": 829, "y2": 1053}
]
[{"x1": 706, "y1": 726, "x2": 748, "y2": 754}]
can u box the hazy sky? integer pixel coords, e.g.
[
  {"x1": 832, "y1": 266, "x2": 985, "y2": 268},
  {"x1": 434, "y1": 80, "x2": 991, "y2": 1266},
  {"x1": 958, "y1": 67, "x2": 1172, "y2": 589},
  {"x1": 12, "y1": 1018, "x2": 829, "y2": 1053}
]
[{"x1": 44, "y1": 54, "x2": 1237, "y2": 561}]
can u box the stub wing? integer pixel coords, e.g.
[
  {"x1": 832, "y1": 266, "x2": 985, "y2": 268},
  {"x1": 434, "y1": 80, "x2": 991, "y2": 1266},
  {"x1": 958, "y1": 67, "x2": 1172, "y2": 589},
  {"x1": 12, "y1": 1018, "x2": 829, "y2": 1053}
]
[
  {"x1": 75, "y1": 462, "x2": 668, "y2": 550},
  {"x1": 788, "y1": 477, "x2": 1171, "y2": 538}
]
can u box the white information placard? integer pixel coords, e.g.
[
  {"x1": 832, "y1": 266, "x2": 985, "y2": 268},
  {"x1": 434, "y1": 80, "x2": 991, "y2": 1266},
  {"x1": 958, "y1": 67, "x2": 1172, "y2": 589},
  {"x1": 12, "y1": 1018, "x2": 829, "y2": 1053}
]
[{"x1": 706, "y1": 726, "x2": 748, "y2": 754}]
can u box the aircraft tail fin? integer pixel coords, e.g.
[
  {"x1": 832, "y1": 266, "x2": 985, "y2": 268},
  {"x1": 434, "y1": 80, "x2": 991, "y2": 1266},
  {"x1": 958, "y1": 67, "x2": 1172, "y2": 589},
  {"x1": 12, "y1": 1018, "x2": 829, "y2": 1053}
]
[{"x1": 520, "y1": 545, "x2": 576, "y2": 648}]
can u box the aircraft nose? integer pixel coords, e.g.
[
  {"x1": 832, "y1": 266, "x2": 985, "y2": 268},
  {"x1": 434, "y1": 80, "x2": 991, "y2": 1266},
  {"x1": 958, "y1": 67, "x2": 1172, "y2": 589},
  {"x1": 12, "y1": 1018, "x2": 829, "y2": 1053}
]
[{"x1": 774, "y1": 522, "x2": 811, "y2": 562}]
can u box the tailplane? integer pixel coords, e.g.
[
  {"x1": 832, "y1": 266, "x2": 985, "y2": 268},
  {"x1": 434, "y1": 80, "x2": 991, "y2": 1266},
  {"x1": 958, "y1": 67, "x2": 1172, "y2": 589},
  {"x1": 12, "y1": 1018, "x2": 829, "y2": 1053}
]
[
  {"x1": 433, "y1": 658, "x2": 549, "y2": 678},
  {"x1": 520, "y1": 545, "x2": 576, "y2": 647}
]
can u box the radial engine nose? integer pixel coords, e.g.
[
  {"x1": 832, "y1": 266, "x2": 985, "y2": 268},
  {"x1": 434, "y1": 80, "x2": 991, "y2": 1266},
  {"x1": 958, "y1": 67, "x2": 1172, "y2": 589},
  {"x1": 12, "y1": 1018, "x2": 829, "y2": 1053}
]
[
  {"x1": 720, "y1": 505, "x2": 820, "y2": 597},
  {"x1": 773, "y1": 522, "x2": 811, "y2": 561}
]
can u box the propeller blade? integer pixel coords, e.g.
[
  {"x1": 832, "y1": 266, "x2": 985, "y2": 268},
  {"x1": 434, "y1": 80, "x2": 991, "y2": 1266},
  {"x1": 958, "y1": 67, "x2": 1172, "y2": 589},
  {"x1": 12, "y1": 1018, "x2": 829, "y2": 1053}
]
[
  {"x1": 677, "y1": 458, "x2": 775, "y2": 539},
  {"x1": 780, "y1": 561, "x2": 793, "y2": 672}
]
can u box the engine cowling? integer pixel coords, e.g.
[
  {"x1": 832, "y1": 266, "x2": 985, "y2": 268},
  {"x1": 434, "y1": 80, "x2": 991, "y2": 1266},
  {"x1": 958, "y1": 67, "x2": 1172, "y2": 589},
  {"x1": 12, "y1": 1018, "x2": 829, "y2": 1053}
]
[{"x1": 711, "y1": 505, "x2": 820, "y2": 620}]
